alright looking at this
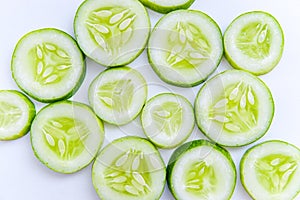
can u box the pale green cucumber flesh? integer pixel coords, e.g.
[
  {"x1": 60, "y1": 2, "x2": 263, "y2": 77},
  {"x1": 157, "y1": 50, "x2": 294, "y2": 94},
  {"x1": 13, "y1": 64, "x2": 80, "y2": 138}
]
[
  {"x1": 92, "y1": 136, "x2": 166, "y2": 200},
  {"x1": 240, "y1": 140, "x2": 300, "y2": 200},
  {"x1": 148, "y1": 10, "x2": 223, "y2": 87},
  {"x1": 0, "y1": 90, "x2": 35, "y2": 140},
  {"x1": 224, "y1": 11, "x2": 284, "y2": 75},
  {"x1": 89, "y1": 66, "x2": 147, "y2": 125},
  {"x1": 74, "y1": 0, "x2": 150, "y2": 67},
  {"x1": 11, "y1": 28, "x2": 86, "y2": 103},
  {"x1": 30, "y1": 100, "x2": 104, "y2": 173},
  {"x1": 195, "y1": 70, "x2": 274, "y2": 146},
  {"x1": 138, "y1": 0, "x2": 195, "y2": 14},
  {"x1": 167, "y1": 140, "x2": 236, "y2": 200},
  {"x1": 141, "y1": 93, "x2": 194, "y2": 148}
]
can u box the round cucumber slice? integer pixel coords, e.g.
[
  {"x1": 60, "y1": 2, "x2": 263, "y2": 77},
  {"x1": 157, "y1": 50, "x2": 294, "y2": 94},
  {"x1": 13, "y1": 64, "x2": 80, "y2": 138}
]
[
  {"x1": 141, "y1": 93, "x2": 194, "y2": 148},
  {"x1": 224, "y1": 11, "x2": 284, "y2": 75},
  {"x1": 138, "y1": 0, "x2": 195, "y2": 14},
  {"x1": 240, "y1": 140, "x2": 300, "y2": 200},
  {"x1": 92, "y1": 136, "x2": 166, "y2": 200},
  {"x1": 167, "y1": 140, "x2": 236, "y2": 200},
  {"x1": 0, "y1": 90, "x2": 35, "y2": 140},
  {"x1": 74, "y1": 0, "x2": 150, "y2": 67},
  {"x1": 148, "y1": 10, "x2": 223, "y2": 87},
  {"x1": 89, "y1": 66, "x2": 147, "y2": 125},
  {"x1": 195, "y1": 70, "x2": 274, "y2": 146},
  {"x1": 30, "y1": 101, "x2": 104, "y2": 173},
  {"x1": 11, "y1": 28, "x2": 86, "y2": 103}
]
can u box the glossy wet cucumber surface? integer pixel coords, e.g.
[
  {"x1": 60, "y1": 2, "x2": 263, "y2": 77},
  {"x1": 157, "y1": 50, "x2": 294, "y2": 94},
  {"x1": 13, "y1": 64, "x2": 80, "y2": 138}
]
[
  {"x1": 92, "y1": 136, "x2": 166, "y2": 200},
  {"x1": 167, "y1": 140, "x2": 236, "y2": 200},
  {"x1": 74, "y1": 0, "x2": 150, "y2": 67},
  {"x1": 195, "y1": 70, "x2": 274, "y2": 146},
  {"x1": 138, "y1": 0, "x2": 195, "y2": 14},
  {"x1": 240, "y1": 140, "x2": 300, "y2": 200},
  {"x1": 224, "y1": 11, "x2": 284, "y2": 75},
  {"x1": 11, "y1": 28, "x2": 86, "y2": 103},
  {"x1": 30, "y1": 101, "x2": 104, "y2": 173}
]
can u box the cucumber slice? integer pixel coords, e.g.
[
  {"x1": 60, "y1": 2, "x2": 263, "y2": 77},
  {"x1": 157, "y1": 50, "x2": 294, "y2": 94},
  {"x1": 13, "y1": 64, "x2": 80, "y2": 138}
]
[
  {"x1": 138, "y1": 0, "x2": 195, "y2": 14},
  {"x1": 89, "y1": 66, "x2": 147, "y2": 125},
  {"x1": 148, "y1": 10, "x2": 223, "y2": 87},
  {"x1": 0, "y1": 90, "x2": 35, "y2": 140},
  {"x1": 74, "y1": 0, "x2": 150, "y2": 67},
  {"x1": 92, "y1": 136, "x2": 166, "y2": 200},
  {"x1": 141, "y1": 93, "x2": 194, "y2": 148},
  {"x1": 30, "y1": 101, "x2": 104, "y2": 173},
  {"x1": 167, "y1": 140, "x2": 236, "y2": 200},
  {"x1": 224, "y1": 11, "x2": 284, "y2": 75},
  {"x1": 195, "y1": 70, "x2": 274, "y2": 146},
  {"x1": 240, "y1": 140, "x2": 300, "y2": 200},
  {"x1": 11, "y1": 28, "x2": 85, "y2": 103}
]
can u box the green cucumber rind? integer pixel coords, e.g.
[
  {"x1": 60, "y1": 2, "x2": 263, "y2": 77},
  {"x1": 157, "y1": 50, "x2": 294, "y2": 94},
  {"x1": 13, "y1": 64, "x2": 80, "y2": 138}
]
[
  {"x1": 148, "y1": 10, "x2": 223, "y2": 87},
  {"x1": 30, "y1": 100, "x2": 104, "y2": 174},
  {"x1": 194, "y1": 69, "x2": 275, "y2": 147},
  {"x1": 139, "y1": 0, "x2": 195, "y2": 14},
  {"x1": 167, "y1": 139, "x2": 237, "y2": 200},
  {"x1": 11, "y1": 28, "x2": 86, "y2": 103},
  {"x1": 92, "y1": 136, "x2": 166, "y2": 200},
  {"x1": 240, "y1": 140, "x2": 300, "y2": 200},
  {"x1": 141, "y1": 92, "x2": 195, "y2": 149},
  {"x1": 73, "y1": 0, "x2": 151, "y2": 67},
  {"x1": 0, "y1": 90, "x2": 36, "y2": 141},
  {"x1": 223, "y1": 11, "x2": 284, "y2": 75}
]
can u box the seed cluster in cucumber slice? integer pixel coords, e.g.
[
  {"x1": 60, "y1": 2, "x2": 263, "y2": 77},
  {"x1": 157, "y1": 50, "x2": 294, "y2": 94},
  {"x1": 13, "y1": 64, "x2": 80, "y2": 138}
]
[
  {"x1": 195, "y1": 70, "x2": 274, "y2": 146},
  {"x1": 224, "y1": 11, "x2": 284, "y2": 75},
  {"x1": 141, "y1": 93, "x2": 194, "y2": 148},
  {"x1": 0, "y1": 90, "x2": 35, "y2": 140},
  {"x1": 11, "y1": 28, "x2": 86, "y2": 103},
  {"x1": 167, "y1": 140, "x2": 236, "y2": 200},
  {"x1": 138, "y1": 0, "x2": 195, "y2": 14},
  {"x1": 30, "y1": 101, "x2": 104, "y2": 173},
  {"x1": 240, "y1": 140, "x2": 300, "y2": 200},
  {"x1": 74, "y1": 0, "x2": 150, "y2": 67},
  {"x1": 148, "y1": 10, "x2": 223, "y2": 87},
  {"x1": 92, "y1": 136, "x2": 166, "y2": 200},
  {"x1": 89, "y1": 66, "x2": 147, "y2": 125}
]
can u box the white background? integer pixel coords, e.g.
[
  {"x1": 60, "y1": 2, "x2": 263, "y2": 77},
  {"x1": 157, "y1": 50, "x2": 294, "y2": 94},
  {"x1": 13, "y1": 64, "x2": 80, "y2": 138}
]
[{"x1": 0, "y1": 0, "x2": 300, "y2": 199}]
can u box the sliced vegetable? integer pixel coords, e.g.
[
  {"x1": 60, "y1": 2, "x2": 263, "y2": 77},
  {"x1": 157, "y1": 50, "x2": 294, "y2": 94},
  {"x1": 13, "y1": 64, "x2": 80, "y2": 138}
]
[
  {"x1": 240, "y1": 140, "x2": 300, "y2": 200},
  {"x1": 30, "y1": 101, "x2": 104, "y2": 173},
  {"x1": 92, "y1": 136, "x2": 166, "y2": 200},
  {"x1": 89, "y1": 66, "x2": 147, "y2": 125},
  {"x1": 138, "y1": 0, "x2": 195, "y2": 14},
  {"x1": 167, "y1": 139, "x2": 236, "y2": 200},
  {"x1": 11, "y1": 28, "x2": 85, "y2": 103},
  {"x1": 148, "y1": 10, "x2": 223, "y2": 87},
  {"x1": 0, "y1": 90, "x2": 35, "y2": 140},
  {"x1": 224, "y1": 11, "x2": 284, "y2": 75},
  {"x1": 141, "y1": 93, "x2": 194, "y2": 148},
  {"x1": 195, "y1": 70, "x2": 274, "y2": 146},
  {"x1": 74, "y1": 0, "x2": 150, "y2": 67}
]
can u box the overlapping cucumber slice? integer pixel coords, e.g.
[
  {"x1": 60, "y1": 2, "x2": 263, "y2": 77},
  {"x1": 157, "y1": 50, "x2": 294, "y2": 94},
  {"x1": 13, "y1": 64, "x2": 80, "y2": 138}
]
[
  {"x1": 167, "y1": 140, "x2": 236, "y2": 200},
  {"x1": 0, "y1": 90, "x2": 35, "y2": 140},
  {"x1": 148, "y1": 10, "x2": 223, "y2": 87},
  {"x1": 224, "y1": 11, "x2": 284, "y2": 75},
  {"x1": 30, "y1": 101, "x2": 104, "y2": 173},
  {"x1": 11, "y1": 28, "x2": 85, "y2": 103},
  {"x1": 240, "y1": 140, "x2": 300, "y2": 199},
  {"x1": 92, "y1": 136, "x2": 166, "y2": 200},
  {"x1": 138, "y1": 0, "x2": 195, "y2": 14},
  {"x1": 195, "y1": 70, "x2": 274, "y2": 146},
  {"x1": 141, "y1": 93, "x2": 194, "y2": 148},
  {"x1": 74, "y1": 0, "x2": 150, "y2": 67},
  {"x1": 89, "y1": 66, "x2": 147, "y2": 125}
]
